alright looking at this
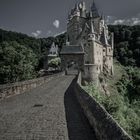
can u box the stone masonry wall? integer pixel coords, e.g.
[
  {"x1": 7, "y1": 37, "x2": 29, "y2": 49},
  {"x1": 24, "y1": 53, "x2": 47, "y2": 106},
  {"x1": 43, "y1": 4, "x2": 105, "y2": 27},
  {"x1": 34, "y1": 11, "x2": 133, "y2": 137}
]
[
  {"x1": 74, "y1": 72, "x2": 133, "y2": 140},
  {"x1": 0, "y1": 72, "x2": 64, "y2": 100}
]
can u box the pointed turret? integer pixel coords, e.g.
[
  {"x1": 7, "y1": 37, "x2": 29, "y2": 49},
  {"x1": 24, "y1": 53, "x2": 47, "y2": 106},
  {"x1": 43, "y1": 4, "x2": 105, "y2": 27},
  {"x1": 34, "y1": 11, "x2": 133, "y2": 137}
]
[
  {"x1": 100, "y1": 27, "x2": 108, "y2": 45},
  {"x1": 73, "y1": 3, "x2": 80, "y2": 17},
  {"x1": 91, "y1": 0, "x2": 99, "y2": 18},
  {"x1": 80, "y1": 1, "x2": 86, "y2": 17},
  {"x1": 75, "y1": 3, "x2": 80, "y2": 11},
  {"x1": 88, "y1": 19, "x2": 96, "y2": 40},
  {"x1": 91, "y1": 20, "x2": 95, "y2": 34}
]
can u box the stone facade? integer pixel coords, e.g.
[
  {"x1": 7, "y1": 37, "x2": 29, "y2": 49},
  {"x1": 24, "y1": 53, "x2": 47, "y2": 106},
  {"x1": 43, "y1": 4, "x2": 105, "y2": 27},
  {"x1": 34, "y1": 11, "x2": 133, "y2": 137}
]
[
  {"x1": 61, "y1": 1, "x2": 114, "y2": 82},
  {"x1": 60, "y1": 45, "x2": 84, "y2": 73}
]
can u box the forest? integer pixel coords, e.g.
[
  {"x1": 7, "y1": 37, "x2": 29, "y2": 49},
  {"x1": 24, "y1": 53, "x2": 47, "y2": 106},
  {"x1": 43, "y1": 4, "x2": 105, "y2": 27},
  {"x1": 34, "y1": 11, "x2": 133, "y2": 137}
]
[
  {"x1": 108, "y1": 25, "x2": 140, "y2": 67},
  {"x1": 0, "y1": 29, "x2": 66, "y2": 84}
]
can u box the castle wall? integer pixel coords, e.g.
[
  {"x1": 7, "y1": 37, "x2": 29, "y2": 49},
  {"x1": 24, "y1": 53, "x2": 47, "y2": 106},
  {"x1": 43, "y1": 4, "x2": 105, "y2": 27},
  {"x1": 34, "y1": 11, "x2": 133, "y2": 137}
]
[
  {"x1": 93, "y1": 18, "x2": 100, "y2": 34},
  {"x1": 67, "y1": 16, "x2": 86, "y2": 45},
  {"x1": 83, "y1": 64, "x2": 99, "y2": 85},
  {"x1": 93, "y1": 42, "x2": 103, "y2": 73},
  {"x1": 66, "y1": 1, "x2": 114, "y2": 81},
  {"x1": 106, "y1": 46, "x2": 113, "y2": 75},
  {"x1": 60, "y1": 54, "x2": 84, "y2": 71}
]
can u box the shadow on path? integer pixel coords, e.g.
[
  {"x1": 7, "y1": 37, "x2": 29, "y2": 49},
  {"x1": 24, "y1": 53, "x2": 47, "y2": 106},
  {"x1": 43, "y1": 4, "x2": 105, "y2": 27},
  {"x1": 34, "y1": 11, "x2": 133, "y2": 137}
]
[{"x1": 64, "y1": 77, "x2": 97, "y2": 140}]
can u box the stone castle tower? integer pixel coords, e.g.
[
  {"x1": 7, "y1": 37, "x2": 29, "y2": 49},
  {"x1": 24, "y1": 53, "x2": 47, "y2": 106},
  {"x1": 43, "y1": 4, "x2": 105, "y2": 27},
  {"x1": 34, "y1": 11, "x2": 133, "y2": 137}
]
[{"x1": 61, "y1": 1, "x2": 114, "y2": 83}]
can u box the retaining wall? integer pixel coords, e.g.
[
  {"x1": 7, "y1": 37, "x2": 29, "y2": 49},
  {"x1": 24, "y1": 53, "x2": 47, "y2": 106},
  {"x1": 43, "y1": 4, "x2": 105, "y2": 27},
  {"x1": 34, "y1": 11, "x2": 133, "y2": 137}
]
[
  {"x1": 74, "y1": 72, "x2": 133, "y2": 140},
  {"x1": 0, "y1": 73, "x2": 64, "y2": 100}
]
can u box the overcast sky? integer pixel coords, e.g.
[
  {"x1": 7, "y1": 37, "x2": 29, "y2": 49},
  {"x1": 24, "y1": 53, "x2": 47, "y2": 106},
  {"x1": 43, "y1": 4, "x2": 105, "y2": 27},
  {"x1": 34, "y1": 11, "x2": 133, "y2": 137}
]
[{"x1": 0, "y1": 0, "x2": 140, "y2": 38}]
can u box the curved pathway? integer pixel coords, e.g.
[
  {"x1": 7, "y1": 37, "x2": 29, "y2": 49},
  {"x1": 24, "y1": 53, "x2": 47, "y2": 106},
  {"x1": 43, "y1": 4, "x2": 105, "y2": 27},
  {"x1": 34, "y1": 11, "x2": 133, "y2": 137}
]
[{"x1": 0, "y1": 75, "x2": 97, "y2": 140}]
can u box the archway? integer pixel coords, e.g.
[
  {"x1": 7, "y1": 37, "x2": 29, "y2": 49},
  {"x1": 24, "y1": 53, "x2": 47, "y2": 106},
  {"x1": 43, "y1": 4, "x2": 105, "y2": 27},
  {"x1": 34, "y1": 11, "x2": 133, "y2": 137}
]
[
  {"x1": 60, "y1": 54, "x2": 84, "y2": 75},
  {"x1": 60, "y1": 45, "x2": 85, "y2": 75}
]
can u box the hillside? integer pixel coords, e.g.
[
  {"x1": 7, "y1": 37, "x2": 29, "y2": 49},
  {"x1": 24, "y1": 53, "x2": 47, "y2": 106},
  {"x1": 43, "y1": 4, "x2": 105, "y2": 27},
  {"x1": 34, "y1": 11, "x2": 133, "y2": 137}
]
[
  {"x1": 83, "y1": 60, "x2": 140, "y2": 139},
  {"x1": 108, "y1": 25, "x2": 140, "y2": 67},
  {"x1": 0, "y1": 28, "x2": 65, "y2": 84},
  {"x1": 83, "y1": 24, "x2": 140, "y2": 140},
  {"x1": 0, "y1": 25, "x2": 139, "y2": 84}
]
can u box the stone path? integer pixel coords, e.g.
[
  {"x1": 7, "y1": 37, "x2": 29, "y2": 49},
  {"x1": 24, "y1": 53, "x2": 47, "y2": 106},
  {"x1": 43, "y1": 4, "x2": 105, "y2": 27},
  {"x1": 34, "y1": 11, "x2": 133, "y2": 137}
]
[{"x1": 0, "y1": 75, "x2": 97, "y2": 140}]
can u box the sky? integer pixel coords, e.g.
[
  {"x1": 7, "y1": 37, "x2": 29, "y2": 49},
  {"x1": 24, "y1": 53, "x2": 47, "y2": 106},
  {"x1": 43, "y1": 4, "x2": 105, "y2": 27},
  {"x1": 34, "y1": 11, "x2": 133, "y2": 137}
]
[{"x1": 0, "y1": 0, "x2": 140, "y2": 38}]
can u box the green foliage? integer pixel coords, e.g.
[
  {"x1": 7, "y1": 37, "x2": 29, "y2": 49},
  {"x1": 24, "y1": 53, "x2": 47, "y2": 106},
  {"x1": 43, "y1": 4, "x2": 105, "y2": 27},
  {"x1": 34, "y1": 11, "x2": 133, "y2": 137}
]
[
  {"x1": 108, "y1": 25, "x2": 140, "y2": 67},
  {"x1": 0, "y1": 41, "x2": 38, "y2": 84},
  {"x1": 55, "y1": 33, "x2": 66, "y2": 50},
  {"x1": 0, "y1": 28, "x2": 66, "y2": 84},
  {"x1": 48, "y1": 57, "x2": 61, "y2": 69},
  {"x1": 83, "y1": 83, "x2": 103, "y2": 101},
  {"x1": 83, "y1": 64, "x2": 140, "y2": 140}
]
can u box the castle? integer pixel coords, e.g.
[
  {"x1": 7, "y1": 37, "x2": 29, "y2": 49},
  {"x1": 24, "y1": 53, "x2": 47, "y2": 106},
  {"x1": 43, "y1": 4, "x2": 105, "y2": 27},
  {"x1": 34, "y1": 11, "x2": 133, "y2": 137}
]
[{"x1": 60, "y1": 1, "x2": 114, "y2": 83}]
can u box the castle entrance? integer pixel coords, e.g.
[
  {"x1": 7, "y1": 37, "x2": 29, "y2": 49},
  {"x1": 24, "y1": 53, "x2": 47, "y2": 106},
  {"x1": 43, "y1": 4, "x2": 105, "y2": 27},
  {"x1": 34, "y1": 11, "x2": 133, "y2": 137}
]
[
  {"x1": 66, "y1": 60, "x2": 78, "y2": 75},
  {"x1": 60, "y1": 45, "x2": 85, "y2": 75}
]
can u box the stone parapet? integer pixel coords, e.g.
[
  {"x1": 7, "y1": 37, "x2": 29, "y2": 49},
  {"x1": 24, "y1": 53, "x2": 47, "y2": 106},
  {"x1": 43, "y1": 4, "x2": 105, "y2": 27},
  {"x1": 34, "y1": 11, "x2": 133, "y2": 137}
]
[
  {"x1": 75, "y1": 72, "x2": 133, "y2": 140},
  {"x1": 0, "y1": 72, "x2": 64, "y2": 100}
]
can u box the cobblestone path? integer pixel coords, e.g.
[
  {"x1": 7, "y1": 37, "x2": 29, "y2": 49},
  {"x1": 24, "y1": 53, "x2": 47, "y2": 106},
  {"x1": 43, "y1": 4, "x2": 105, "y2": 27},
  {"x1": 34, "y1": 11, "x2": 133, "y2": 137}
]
[{"x1": 0, "y1": 75, "x2": 97, "y2": 140}]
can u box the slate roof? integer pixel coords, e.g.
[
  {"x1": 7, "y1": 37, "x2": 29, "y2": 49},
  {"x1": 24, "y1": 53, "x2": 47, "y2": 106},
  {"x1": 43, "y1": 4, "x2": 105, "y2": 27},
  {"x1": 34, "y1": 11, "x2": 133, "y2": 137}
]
[{"x1": 60, "y1": 45, "x2": 84, "y2": 55}]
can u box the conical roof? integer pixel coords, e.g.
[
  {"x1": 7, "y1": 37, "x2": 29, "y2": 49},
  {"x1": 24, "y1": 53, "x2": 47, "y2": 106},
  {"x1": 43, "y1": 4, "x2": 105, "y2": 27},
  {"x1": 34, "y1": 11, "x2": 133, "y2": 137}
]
[{"x1": 91, "y1": 0, "x2": 99, "y2": 18}]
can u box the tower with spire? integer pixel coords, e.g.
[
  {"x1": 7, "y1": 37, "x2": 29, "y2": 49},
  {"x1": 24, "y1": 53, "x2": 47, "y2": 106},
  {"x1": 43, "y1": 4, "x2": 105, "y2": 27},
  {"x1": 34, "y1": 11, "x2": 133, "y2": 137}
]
[
  {"x1": 91, "y1": 0, "x2": 100, "y2": 18},
  {"x1": 61, "y1": 1, "x2": 114, "y2": 84}
]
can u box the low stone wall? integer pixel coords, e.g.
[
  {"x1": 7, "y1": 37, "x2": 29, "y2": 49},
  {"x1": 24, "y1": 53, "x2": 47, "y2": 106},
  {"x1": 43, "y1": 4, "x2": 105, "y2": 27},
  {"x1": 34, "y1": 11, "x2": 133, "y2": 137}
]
[
  {"x1": 74, "y1": 72, "x2": 133, "y2": 140},
  {"x1": 0, "y1": 72, "x2": 64, "y2": 100}
]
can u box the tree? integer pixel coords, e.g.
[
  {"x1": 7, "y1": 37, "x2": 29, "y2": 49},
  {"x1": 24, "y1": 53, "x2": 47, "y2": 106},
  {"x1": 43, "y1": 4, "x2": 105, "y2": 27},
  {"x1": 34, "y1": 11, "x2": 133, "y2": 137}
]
[
  {"x1": 0, "y1": 41, "x2": 38, "y2": 84},
  {"x1": 48, "y1": 57, "x2": 61, "y2": 70}
]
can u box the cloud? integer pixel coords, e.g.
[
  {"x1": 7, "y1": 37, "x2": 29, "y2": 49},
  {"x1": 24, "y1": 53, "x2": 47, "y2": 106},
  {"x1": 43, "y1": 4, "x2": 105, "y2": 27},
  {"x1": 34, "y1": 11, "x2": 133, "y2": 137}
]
[
  {"x1": 32, "y1": 30, "x2": 42, "y2": 37},
  {"x1": 131, "y1": 18, "x2": 140, "y2": 25},
  {"x1": 106, "y1": 14, "x2": 140, "y2": 25},
  {"x1": 47, "y1": 30, "x2": 52, "y2": 36},
  {"x1": 113, "y1": 19, "x2": 125, "y2": 25},
  {"x1": 53, "y1": 20, "x2": 60, "y2": 28}
]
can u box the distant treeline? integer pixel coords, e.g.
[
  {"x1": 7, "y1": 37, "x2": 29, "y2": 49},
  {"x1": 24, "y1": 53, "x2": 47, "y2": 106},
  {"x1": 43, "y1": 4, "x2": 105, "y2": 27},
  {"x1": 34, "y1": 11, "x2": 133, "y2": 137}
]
[
  {"x1": 0, "y1": 29, "x2": 66, "y2": 84},
  {"x1": 108, "y1": 25, "x2": 140, "y2": 67},
  {"x1": 0, "y1": 25, "x2": 139, "y2": 84}
]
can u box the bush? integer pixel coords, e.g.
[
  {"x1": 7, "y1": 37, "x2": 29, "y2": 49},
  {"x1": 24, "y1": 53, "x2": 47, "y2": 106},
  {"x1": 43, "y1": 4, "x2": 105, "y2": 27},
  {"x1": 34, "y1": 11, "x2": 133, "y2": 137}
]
[{"x1": 83, "y1": 66, "x2": 140, "y2": 140}]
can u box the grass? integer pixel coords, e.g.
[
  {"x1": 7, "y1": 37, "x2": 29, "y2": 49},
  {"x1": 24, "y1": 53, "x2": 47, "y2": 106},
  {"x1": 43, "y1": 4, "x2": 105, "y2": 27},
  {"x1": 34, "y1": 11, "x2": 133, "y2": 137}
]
[{"x1": 83, "y1": 60, "x2": 140, "y2": 140}]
